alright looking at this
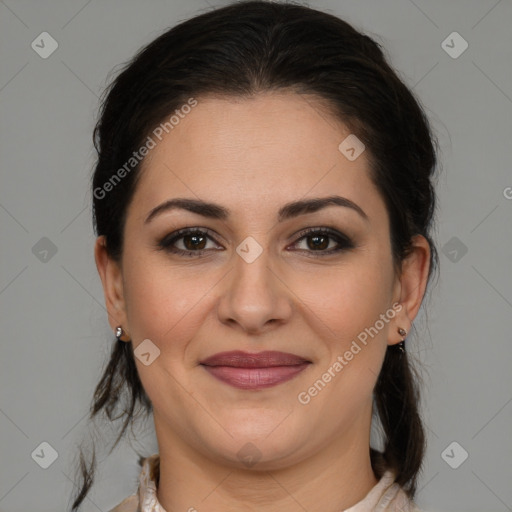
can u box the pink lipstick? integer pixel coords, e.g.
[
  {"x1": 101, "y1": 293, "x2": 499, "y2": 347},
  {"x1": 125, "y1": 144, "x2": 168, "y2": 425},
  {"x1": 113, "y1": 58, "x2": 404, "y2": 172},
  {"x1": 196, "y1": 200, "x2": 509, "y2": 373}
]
[{"x1": 200, "y1": 350, "x2": 311, "y2": 390}]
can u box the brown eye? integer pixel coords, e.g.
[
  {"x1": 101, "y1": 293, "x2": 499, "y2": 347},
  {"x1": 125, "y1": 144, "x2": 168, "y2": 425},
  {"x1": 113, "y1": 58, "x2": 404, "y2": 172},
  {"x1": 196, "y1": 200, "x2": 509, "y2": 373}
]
[
  {"x1": 291, "y1": 227, "x2": 354, "y2": 256},
  {"x1": 182, "y1": 233, "x2": 207, "y2": 250},
  {"x1": 158, "y1": 228, "x2": 222, "y2": 256},
  {"x1": 158, "y1": 226, "x2": 354, "y2": 258},
  {"x1": 305, "y1": 233, "x2": 330, "y2": 250}
]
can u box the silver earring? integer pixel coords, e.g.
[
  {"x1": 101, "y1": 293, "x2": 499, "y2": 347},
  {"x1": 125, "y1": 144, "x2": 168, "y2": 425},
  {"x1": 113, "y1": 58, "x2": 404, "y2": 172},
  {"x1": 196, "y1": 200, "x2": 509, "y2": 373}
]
[
  {"x1": 396, "y1": 327, "x2": 407, "y2": 353},
  {"x1": 115, "y1": 326, "x2": 124, "y2": 341}
]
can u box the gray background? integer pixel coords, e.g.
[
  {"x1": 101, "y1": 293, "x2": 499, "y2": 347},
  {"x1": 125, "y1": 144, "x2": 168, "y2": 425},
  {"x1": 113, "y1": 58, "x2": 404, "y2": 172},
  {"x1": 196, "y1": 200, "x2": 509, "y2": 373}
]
[{"x1": 1, "y1": 0, "x2": 511, "y2": 511}]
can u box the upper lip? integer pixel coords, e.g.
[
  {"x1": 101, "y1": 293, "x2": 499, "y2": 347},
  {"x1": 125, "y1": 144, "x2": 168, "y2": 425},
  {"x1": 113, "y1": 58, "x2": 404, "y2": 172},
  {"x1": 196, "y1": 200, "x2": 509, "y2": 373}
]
[{"x1": 200, "y1": 350, "x2": 311, "y2": 368}]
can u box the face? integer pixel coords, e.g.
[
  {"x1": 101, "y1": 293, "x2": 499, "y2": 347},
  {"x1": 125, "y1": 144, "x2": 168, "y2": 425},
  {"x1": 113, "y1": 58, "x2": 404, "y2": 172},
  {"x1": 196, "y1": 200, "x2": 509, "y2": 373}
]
[{"x1": 96, "y1": 91, "x2": 427, "y2": 470}]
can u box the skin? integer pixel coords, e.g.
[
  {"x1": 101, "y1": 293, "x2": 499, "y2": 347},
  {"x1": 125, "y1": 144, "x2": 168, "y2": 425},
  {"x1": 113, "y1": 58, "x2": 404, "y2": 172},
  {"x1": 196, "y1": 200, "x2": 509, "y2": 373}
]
[{"x1": 95, "y1": 92, "x2": 430, "y2": 512}]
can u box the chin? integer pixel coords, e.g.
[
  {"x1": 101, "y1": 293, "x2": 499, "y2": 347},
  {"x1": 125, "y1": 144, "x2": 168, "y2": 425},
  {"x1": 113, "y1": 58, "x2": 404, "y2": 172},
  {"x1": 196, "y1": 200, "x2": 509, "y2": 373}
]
[
  {"x1": 214, "y1": 407, "x2": 298, "y2": 439},
  {"x1": 198, "y1": 418, "x2": 312, "y2": 469}
]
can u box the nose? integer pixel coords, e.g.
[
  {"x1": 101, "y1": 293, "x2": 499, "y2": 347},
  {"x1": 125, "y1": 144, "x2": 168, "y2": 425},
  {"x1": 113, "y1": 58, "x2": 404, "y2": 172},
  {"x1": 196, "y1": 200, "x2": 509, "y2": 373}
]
[{"x1": 216, "y1": 246, "x2": 293, "y2": 335}]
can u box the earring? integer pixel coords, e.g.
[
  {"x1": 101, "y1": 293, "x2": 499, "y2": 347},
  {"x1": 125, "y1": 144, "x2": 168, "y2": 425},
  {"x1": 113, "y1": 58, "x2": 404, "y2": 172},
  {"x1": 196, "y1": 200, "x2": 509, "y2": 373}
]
[
  {"x1": 115, "y1": 326, "x2": 128, "y2": 342},
  {"x1": 396, "y1": 327, "x2": 407, "y2": 353}
]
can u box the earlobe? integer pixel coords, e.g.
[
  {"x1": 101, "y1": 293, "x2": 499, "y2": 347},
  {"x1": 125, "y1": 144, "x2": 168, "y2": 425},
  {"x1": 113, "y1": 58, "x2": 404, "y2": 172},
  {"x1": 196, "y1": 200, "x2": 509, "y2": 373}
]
[
  {"x1": 94, "y1": 235, "x2": 128, "y2": 334},
  {"x1": 389, "y1": 234, "x2": 431, "y2": 346}
]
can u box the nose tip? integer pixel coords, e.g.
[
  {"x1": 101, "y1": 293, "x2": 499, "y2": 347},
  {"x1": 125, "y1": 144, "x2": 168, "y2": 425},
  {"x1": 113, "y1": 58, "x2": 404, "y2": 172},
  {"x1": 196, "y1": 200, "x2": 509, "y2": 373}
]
[{"x1": 216, "y1": 251, "x2": 293, "y2": 334}]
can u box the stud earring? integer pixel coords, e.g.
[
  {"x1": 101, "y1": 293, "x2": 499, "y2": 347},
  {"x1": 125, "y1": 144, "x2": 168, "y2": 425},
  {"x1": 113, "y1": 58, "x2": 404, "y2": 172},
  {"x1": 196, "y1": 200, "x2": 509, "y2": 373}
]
[
  {"x1": 396, "y1": 327, "x2": 407, "y2": 353},
  {"x1": 115, "y1": 326, "x2": 128, "y2": 342}
]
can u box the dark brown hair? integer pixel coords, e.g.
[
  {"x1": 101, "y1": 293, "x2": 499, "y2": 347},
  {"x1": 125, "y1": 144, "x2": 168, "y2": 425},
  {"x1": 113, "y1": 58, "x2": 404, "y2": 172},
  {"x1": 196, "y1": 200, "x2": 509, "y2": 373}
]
[{"x1": 71, "y1": 1, "x2": 440, "y2": 508}]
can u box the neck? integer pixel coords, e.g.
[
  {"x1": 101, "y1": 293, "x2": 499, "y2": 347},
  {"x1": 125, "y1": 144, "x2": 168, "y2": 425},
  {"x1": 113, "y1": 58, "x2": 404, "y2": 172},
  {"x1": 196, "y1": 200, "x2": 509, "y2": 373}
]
[{"x1": 154, "y1": 412, "x2": 379, "y2": 512}]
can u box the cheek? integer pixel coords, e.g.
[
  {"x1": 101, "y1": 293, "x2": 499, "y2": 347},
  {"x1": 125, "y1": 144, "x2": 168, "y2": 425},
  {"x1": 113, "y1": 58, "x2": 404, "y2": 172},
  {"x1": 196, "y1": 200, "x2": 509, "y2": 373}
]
[
  {"x1": 293, "y1": 260, "x2": 393, "y2": 343},
  {"x1": 121, "y1": 258, "x2": 212, "y2": 412},
  {"x1": 293, "y1": 265, "x2": 392, "y2": 425},
  {"x1": 121, "y1": 255, "x2": 227, "y2": 394},
  {"x1": 122, "y1": 256, "x2": 207, "y2": 341}
]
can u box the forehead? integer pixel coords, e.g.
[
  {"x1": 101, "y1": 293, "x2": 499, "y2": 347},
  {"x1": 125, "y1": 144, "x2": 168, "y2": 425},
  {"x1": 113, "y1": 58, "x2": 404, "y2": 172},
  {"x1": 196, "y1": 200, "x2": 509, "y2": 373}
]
[{"x1": 129, "y1": 92, "x2": 386, "y2": 226}]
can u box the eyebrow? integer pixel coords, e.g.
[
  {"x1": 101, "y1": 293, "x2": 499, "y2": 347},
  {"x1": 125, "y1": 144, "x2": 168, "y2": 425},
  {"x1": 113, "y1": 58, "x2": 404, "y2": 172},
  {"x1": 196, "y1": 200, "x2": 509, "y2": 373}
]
[{"x1": 144, "y1": 195, "x2": 369, "y2": 224}]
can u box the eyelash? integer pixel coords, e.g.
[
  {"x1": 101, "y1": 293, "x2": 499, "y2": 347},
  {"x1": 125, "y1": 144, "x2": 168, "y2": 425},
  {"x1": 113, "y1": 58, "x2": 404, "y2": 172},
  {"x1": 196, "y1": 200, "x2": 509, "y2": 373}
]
[{"x1": 157, "y1": 226, "x2": 355, "y2": 258}]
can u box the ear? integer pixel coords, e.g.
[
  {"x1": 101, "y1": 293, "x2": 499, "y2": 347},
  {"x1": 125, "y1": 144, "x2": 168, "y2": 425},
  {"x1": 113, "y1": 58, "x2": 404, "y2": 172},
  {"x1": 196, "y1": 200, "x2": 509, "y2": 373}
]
[
  {"x1": 389, "y1": 234, "x2": 431, "y2": 346},
  {"x1": 94, "y1": 235, "x2": 130, "y2": 340}
]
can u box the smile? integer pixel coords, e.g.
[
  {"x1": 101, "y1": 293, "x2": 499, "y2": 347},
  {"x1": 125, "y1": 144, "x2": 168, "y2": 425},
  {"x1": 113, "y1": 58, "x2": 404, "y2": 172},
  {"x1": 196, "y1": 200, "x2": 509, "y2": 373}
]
[{"x1": 200, "y1": 350, "x2": 312, "y2": 390}]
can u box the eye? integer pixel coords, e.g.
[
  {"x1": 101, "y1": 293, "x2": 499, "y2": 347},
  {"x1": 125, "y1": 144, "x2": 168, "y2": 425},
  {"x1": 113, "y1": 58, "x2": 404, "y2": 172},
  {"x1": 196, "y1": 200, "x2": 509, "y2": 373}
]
[
  {"x1": 157, "y1": 227, "x2": 223, "y2": 257},
  {"x1": 289, "y1": 227, "x2": 354, "y2": 256},
  {"x1": 157, "y1": 226, "x2": 354, "y2": 258}
]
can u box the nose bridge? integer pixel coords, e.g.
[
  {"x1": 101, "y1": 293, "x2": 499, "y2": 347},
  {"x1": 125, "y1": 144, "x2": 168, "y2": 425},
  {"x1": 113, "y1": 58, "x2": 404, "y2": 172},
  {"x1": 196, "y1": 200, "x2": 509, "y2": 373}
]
[
  {"x1": 234, "y1": 237, "x2": 272, "y2": 291},
  {"x1": 216, "y1": 236, "x2": 292, "y2": 332}
]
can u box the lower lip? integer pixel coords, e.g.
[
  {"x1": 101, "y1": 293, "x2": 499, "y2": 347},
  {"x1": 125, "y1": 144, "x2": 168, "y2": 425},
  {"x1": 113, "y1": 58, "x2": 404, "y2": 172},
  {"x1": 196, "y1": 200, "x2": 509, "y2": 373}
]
[{"x1": 201, "y1": 363, "x2": 310, "y2": 390}]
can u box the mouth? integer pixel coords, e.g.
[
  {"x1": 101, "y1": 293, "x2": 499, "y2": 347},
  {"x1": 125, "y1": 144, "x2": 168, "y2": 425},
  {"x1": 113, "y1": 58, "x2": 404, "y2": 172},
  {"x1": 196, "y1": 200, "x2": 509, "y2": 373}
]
[{"x1": 199, "y1": 350, "x2": 312, "y2": 390}]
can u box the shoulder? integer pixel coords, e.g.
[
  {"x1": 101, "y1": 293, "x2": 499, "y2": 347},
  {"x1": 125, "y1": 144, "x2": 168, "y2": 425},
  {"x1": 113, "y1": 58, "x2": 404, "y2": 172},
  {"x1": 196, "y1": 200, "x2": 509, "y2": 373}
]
[
  {"x1": 108, "y1": 493, "x2": 139, "y2": 512},
  {"x1": 377, "y1": 481, "x2": 423, "y2": 511},
  {"x1": 108, "y1": 453, "x2": 158, "y2": 512}
]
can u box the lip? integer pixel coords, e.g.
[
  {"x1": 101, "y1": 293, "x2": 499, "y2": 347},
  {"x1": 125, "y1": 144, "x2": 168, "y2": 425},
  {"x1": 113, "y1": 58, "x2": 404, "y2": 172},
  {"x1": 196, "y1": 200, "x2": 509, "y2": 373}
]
[
  {"x1": 200, "y1": 350, "x2": 310, "y2": 367},
  {"x1": 200, "y1": 350, "x2": 312, "y2": 390}
]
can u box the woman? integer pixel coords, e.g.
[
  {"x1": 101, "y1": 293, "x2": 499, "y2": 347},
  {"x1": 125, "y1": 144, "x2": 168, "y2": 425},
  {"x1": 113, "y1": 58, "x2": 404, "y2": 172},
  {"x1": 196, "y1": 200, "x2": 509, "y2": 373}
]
[{"x1": 71, "y1": 1, "x2": 439, "y2": 510}]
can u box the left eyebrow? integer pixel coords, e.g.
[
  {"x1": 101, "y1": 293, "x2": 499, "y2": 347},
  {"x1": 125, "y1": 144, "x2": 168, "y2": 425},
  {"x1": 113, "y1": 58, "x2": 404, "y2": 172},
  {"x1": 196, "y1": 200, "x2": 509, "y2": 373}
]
[{"x1": 144, "y1": 195, "x2": 369, "y2": 224}]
